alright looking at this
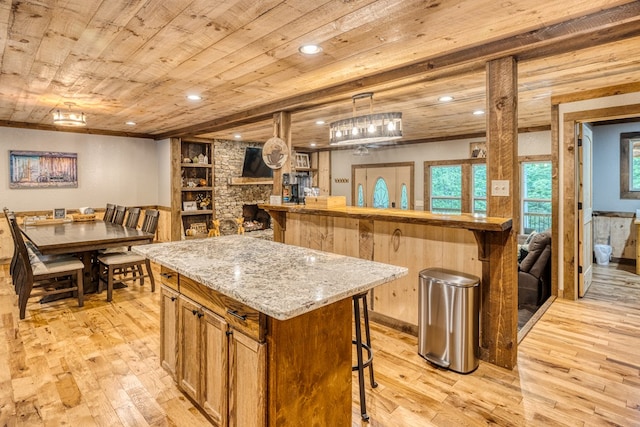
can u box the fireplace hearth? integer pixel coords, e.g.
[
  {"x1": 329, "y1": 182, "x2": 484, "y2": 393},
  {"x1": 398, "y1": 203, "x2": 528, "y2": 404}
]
[{"x1": 242, "y1": 204, "x2": 271, "y2": 232}]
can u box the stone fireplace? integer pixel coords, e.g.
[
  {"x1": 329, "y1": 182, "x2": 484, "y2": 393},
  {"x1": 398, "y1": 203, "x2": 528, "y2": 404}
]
[
  {"x1": 213, "y1": 139, "x2": 273, "y2": 229},
  {"x1": 242, "y1": 204, "x2": 271, "y2": 232}
]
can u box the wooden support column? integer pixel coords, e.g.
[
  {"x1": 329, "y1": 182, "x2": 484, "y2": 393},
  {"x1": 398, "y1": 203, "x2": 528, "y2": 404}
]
[
  {"x1": 170, "y1": 137, "x2": 182, "y2": 241},
  {"x1": 271, "y1": 112, "x2": 292, "y2": 196},
  {"x1": 483, "y1": 57, "x2": 519, "y2": 369}
]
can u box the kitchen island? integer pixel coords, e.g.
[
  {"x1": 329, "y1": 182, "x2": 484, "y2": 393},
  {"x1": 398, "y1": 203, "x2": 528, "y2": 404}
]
[{"x1": 133, "y1": 235, "x2": 407, "y2": 426}]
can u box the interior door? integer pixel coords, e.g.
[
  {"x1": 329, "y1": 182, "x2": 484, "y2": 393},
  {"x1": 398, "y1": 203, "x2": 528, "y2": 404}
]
[
  {"x1": 366, "y1": 167, "x2": 397, "y2": 208},
  {"x1": 578, "y1": 122, "x2": 594, "y2": 297}
]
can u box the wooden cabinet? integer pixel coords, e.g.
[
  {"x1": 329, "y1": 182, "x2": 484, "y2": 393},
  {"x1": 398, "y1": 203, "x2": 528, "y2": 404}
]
[
  {"x1": 160, "y1": 266, "x2": 179, "y2": 379},
  {"x1": 228, "y1": 330, "x2": 266, "y2": 427},
  {"x1": 172, "y1": 282, "x2": 266, "y2": 426},
  {"x1": 160, "y1": 285, "x2": 179, "y2": 379},
  {"x1": 172, "y1": 139, "x2": 214, "y2": 239}
]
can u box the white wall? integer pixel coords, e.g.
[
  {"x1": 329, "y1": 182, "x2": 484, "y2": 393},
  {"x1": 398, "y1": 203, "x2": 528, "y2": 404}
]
[
  {"x1": 331, "y1": 131, "x2": 551, "y2": 206},
  {"x1": 1, "y1": 127, "x2": 161, "y2": 211},
  {"x1": 593, "y1": 123, "x2": 640, "y2": 212}
]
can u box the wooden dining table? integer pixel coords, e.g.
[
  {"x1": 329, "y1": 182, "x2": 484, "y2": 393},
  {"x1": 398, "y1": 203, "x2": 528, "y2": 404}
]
[{"x1": 21, "y1": 220, "x2": 155, "y2": 294}]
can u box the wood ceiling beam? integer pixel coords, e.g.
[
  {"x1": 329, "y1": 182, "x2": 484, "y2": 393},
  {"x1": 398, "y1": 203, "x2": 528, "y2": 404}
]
[{"x1": 154, "y1": 2, "x2": 640, "y2": 140}]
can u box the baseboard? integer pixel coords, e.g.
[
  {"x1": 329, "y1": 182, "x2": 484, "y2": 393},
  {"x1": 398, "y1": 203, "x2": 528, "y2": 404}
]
[{"x1": 369, "y1": 311, "x2": 418, "y2": 337}]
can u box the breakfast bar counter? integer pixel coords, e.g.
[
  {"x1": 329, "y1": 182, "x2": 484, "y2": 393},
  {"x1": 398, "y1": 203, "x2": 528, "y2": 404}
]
[
  {"x1": 133, "y1": 235, "x2": 407, "y2": 426},
  {"x1": 260, "y1": 203, "x2": 518, "y2": 370}
]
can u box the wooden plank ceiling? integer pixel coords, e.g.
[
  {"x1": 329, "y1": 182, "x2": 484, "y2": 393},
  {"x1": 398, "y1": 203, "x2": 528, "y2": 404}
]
[{"x1": 1, "y1": 0, "x2": 640, "y2": 149}]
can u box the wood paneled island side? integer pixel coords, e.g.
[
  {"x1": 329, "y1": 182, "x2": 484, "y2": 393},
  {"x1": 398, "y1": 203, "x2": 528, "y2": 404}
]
[
  {"x1": 260, "y1": 204, "x2": 516, "y2": 369},
  {"x1": 133, "y1": 235, "x2": 407, "y2": 426}
]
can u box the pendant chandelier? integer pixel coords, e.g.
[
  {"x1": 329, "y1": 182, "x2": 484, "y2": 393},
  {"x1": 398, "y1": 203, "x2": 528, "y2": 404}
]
[
  {"x1": 53, "y1": 102, "x2": 87, "y2": 127},
  {"x1": 329, "y1": 92, "x2": 402, "y2": 146}
]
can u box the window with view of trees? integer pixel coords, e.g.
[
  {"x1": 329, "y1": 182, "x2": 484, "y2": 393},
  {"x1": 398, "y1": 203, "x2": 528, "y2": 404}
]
[
  {"x1": 430, "y1": 165, "x2": 462, "y2": 213},
  {"x1": 621, "y1": 133, "x2": 640, "y2": 199},
  {"x1": 521, "y1": 161, "x2": 552, "y2": 233},
  {"x1": 472, "y1": 164, "x2": 487, "y2": 214}
]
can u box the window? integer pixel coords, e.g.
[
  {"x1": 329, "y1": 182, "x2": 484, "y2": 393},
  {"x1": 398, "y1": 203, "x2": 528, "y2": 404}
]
[
  {"x1": 357, "y1": 184, "x2": 364, "y2": 207},
  {"x1": 620, "y1": 132, "x2": 640, "y2": 199},
  {"x1": 400, "y1": 184, "x2": 408, "y2": 210},
  {"x1": 430, "y1": 165, "x2": 462, "y2": 214},
  {"x1": 372, "y1": 178, "x2": 389, "y2": 208},
  {"x1": 472, "y1": 164, "x2": 486, "y2": 214},
  {"x1": 521, "y1": 161, "x2": 552, "y2": 233}
]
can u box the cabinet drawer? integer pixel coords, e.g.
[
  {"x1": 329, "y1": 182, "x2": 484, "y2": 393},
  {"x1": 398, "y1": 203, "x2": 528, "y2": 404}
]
[
  {"x1": 180, "y1": 275, "x2": 266, "y2": 342},
  {"x1": 160, "y1": 266, "x2": 179, "y2": 291},
  {"x1": 223, "y1": 298, "x2": 264, "y2": 342}
]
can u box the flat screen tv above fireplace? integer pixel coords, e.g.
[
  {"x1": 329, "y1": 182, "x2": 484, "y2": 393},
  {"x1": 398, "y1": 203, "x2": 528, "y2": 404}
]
[{"x1": 241, "y1": 147, "x2": 273, "y2": 179}]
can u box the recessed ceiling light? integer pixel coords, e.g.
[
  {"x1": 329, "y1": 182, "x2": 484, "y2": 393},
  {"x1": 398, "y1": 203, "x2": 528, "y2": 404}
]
[
  {"x1": 315, "y1": 120, "x2": 325, "y2": 125},
  {"x1": 125, "y1": 121, "x2": 136, "y2": 126},
  {"x1": 234, "y1": 134, "x2": 242, "y2": 139},
  {"x1": 473, "y1": 110, "x2": 485, "y2": 115},
  {"x1": 438, "y1": 95, "x2": 454, "y2": 102},
  {"x1": 310, "y1": 142, "x2": 317, "y2": 147},
  {"x1": 299, "y1": 44, "x2": 322, "y2": 55},
  {"x1": 186, "y1": 94, "x2": 202, "y2": 101}
]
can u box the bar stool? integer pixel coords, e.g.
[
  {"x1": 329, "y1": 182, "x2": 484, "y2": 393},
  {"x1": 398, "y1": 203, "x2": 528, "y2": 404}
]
[{"x1": 352, "y1": 291, "x2": 377, "y2": 421}]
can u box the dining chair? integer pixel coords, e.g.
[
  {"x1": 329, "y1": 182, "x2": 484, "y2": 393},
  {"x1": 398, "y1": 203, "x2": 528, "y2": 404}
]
[
  {"x1": 97, "y1": 209, "x2": 160, "y2": 302},
  {"x1": 3, "y1": 207, "x2": 18, "y2": 278},
  {"x1": 111, "y1": 205, "x2": 127, "y2": 225},
  {"x1": 124, "y1": 207, "x2": 141, "y2": 229},
  {"x1": 103, "y1": 203, "x2": 116, "y2": 222},
  {"x1": 8, "y1": 214, "x2": 84, "y2": 320}
]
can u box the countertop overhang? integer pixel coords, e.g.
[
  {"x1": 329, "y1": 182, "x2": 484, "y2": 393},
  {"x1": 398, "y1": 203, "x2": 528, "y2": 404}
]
[
  {"x1": 133, "y1": 235, "x2": 407, "y2": 320},
  {"x1": 260, "y1": 204, "x2": 512, "y2": 232}
]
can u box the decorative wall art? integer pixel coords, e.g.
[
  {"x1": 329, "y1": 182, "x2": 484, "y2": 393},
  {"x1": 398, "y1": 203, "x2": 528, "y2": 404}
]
[
  {"x1": 470, "y1": 142, "x2": 487, "y2": 159},
  {"x1": 9, "y1": 150, "x2": 78, "y2": 189},
  {"x1": 295, "y1": 153, "x2": 310, "y2": 169}
]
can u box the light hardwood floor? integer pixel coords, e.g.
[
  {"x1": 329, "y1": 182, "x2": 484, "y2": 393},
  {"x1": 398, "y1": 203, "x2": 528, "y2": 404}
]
[{"x1": 1, "y1": 262, "x2": 638, "y2": 426}]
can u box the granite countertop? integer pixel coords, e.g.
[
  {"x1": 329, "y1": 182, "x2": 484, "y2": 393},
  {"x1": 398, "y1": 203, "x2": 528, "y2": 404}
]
[{"x1": 132, "y1": 235, "x2": 407, "y2": 320}]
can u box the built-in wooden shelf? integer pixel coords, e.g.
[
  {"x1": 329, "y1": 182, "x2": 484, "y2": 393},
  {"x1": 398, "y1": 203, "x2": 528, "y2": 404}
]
[
  {"x1": 181, "y1": 163, "x2": 212, "y2": 168},
  {"x1": 181, "y1": 209, "x2": 214, "y2": 216},
  {"x1": 228, "y1": 177, "x2": 274, "y2": 185},
  {"x1": 181, "y1": 186, "x2": 213, "y2": 191}
]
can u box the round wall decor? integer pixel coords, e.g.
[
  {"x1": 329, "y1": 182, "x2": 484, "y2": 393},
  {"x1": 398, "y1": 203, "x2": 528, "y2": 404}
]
[{"x1": 262, "y1": 137, "x2": 288, "y2": 169}]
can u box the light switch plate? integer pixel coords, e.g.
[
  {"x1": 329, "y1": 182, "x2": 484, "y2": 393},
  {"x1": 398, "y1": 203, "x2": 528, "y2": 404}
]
[{"x1": 491, "y1": 180, "x2": 510, "y2": 196}]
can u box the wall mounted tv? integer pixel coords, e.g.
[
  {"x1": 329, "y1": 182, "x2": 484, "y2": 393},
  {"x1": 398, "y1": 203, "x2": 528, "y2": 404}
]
[{"x1": 241, "y1": 147, "x2": 273, "y2": 178}]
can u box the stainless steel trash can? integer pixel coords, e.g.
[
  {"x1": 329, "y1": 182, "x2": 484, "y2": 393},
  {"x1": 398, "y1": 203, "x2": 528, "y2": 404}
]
[{"x1": 418, "y1": 268, "x2": 480, "y2": 374}]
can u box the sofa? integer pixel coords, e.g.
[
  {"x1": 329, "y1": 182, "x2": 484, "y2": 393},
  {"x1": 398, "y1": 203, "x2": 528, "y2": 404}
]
[{"x1": 518, "y1": 230, "x2": 551, "y2": 307}]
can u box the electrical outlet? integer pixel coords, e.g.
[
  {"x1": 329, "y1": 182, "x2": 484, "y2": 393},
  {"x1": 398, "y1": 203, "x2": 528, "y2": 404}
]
[{"x1": 491, "y1": 180, "x2": 509, "y2": 196}]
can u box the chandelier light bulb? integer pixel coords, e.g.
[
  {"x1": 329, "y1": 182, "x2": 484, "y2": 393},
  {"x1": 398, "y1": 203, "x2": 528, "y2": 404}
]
[
  {"x1": 352, "y1": 126, "x2": 359, "y2": 135},
  {"x1": 387, "y1": 121, "x2": 395, "y2": 131},
  {"x1": 335, "y1": 129, "x2": 342, "y2": 138},
  {"x1": 368, "y1": 124, "x2": 376, "y2": 133}
]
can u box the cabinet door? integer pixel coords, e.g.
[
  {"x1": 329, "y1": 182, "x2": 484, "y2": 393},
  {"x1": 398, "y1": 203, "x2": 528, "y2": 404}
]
[
  {"x1": 228, "y1": 330, "x2": 266, "y2": 427},
  {"x1": 201, "y1": 307, "x2": 229, "y2": 426},
  {"x1": 160, "y1": 285, "x2": 179, "y2": 379},
  {"x1": 178, "y1": 295, "x2": 202, "y2": 402}
]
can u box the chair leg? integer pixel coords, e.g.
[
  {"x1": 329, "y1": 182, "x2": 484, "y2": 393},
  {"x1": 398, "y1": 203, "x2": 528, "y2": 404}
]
[
  {"x1": 76, "y1": 269, "x2": 84, "y2": 308},
  {"x1": 353, "y1": 296, "x2": 369, "y2": 421},
  {"x1": 145, "y1": 259, "x2": 155, "y2": 292},
  {"x1": 107, "y1": 266, "x2": 114, "y2": 302},
  {"x1": 362, "y1": 296, "x2": 377, "y2": 388}
]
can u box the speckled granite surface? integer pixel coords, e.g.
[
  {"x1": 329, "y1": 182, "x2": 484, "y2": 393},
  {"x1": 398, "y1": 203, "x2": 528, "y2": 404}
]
[{"x1": 132, "y1": 235, "x2": 407, "y2": 320}]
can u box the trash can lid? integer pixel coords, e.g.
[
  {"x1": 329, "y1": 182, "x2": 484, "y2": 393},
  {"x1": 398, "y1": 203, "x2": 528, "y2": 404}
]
[{"x1": 419, "y1": 267, "x2": 479, "y2": 287}]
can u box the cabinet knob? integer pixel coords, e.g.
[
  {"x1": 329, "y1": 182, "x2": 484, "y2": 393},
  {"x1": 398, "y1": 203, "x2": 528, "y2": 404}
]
[
  {"x1": 160, "y1": 273, "x2": 173, "y2": 279},
  {"x1": 225, "y1": 330, "x2": 233, "y2": 336},
  {"x1": 191, "y1": 309, "x2": 198, "y2": 316},
  {"x1": 170, "y1": 296, "x2": 176, "y2": 302}
]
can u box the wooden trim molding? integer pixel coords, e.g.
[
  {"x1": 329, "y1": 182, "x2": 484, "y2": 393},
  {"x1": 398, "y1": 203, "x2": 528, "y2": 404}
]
[{"x1": 619, "y1": 132, "x2": 640, "y2": 199}]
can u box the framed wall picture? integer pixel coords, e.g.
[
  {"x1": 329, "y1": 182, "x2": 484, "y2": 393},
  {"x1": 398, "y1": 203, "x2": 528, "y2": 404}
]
[
  {"x1": 183, "y1": 201, "x2": 197, "y2": 211},
  {"x1": 470, "y1": 142, "x2": 487, "y2": 158},
  {"x1": 295, "y1": 153, "x2": 310, "y2": 169},
  {"x1": 52, "y1": 208, "x2": 66, "y2": 219},
  {"x1": 9, "y1": 150, "x2": 78, "y2": 189}
]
